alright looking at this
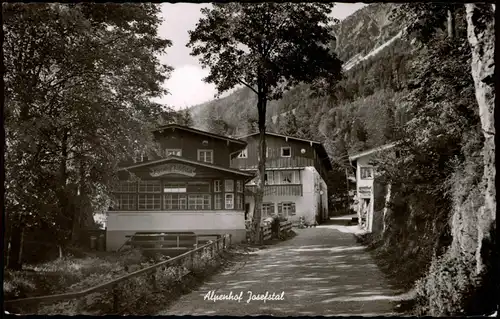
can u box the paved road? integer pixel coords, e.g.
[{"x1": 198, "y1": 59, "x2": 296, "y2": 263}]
[{"x1": 158, "y1": 226, "x2": 403, "y2": 316}]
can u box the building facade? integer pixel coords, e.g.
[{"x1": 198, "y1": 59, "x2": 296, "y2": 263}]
[
  {"x1": 106, "y1": 124, "x2": 254, "y2": 251},
  {"x1": 230, "y1": 132, "x2": 332, "y2": 225},
  {"x1": 349, "y1": 143, "x2": 396, "y2": 232}
]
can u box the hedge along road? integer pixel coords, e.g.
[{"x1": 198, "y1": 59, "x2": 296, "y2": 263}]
[{"x1": 158, "y1": 226, "x2": 409, "y2": 316}]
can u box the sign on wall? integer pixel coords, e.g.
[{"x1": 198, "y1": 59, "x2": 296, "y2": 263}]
[
  {"x1": 150, "y1": 163, "x2": 196, "y2": 177},
  {"x1": 358, "y1": 186, "x2": 372, "y2": 198}
]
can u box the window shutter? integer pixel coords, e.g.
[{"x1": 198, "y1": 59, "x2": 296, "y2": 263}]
[
  {"x1": 278, "y1": 203, "x2": 282, "y2": 215},
  {"x1": 291, "y1": 203, "x2": 296, "y2": 215}
]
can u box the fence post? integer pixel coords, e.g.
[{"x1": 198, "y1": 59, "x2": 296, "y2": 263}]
[
  {"x1": 190, "y1": 250, "x2": 194, "y2": 271},
  {"x1": 151, "y1": 270, "x2": 158, "y2": 292},
  {"x1": 112, "y1": 283, "x2": 119, "y2": 314}
]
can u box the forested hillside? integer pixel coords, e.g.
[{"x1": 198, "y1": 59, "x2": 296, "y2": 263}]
[{"x1": 189, "y1": 3, "x2": 496, "y2": 316}]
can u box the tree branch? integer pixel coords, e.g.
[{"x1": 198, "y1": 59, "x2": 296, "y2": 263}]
[{"x1": 238, "y1": 78, "x2": 258, "y2": 95}]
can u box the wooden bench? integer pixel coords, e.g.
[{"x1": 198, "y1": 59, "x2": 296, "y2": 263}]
[{"x1": 127, "y1": 232, "x2": 198, "y2": 257}]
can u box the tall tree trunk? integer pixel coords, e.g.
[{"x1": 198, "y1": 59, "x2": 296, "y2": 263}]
[
  {"x1": 465, "y1": 3, "x2": 495, "y2": 275},
  {"x1": 252, "y1": 89, "x2": 268, "y2": 244},
  {"x1": 58, "y1": 129, "x2": 70, "y2": 246},
  {"x1": 7, "y1": 215, "x2": 24, "y2": 270},
  {"x1": 447, "y1": 9, "x2": 456, "y2": 39},
  {"x1": 71, "y1": 158, "x2": 85, "y2": 244}
]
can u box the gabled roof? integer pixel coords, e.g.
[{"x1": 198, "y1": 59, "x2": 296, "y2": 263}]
[
  {"x1": 236, "y1": 131, "x2": 332, "y2": 171},
  {"x1": 118, "y1": 155, "x2": 255, "y2": 178},
  {"x1": 348, "y1": 142, "x2": 397, "y2": 162},
  {"x1": 236, "y1": 131, "x2": 322, "y2": 145},
  {"x1": 152, "y1": 124, "x2": 247, "y2": 146}
]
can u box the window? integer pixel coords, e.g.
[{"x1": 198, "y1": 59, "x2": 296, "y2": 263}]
[
  {"x1": 197, "y1": 149, "x2": 213, "y2": 163},
  {"x1": 235, "y1": 194, "x2": 243, "y2": 210},
  {"x1": 281, "y1": 147, "x2": 291, "y2": 157},
  {"x1": 264, "y1": 172, "x2": 274, "y2": 184},
  {"x1": 164, "y1": 194, "x2": 187, "y2": 210},
  {"x1": 225, "y1": 180, "x2": 234, "y2": 192},
  {"x1": 360, "y1": 167, "x2": 374, "y2": 180},
  {"x1": 214, "y1": 193, "x2": 222, "y2": 209},
  {"x1": 281, "y1": 171, "x2": 293, "y2": 184},
  {"x1": 138, "y1": 180, "x2": 161, "y2": 210},
  {"x1": 236, "y1": 180, "x2": 243, "y2": 193},
  {"x1": 225, "y1": 193, "x2": 234, "y2": 209},
  {"x1": 163, "y1": 182, "x2": 187, "y2": 193},
  {"x1": 261, "y1": 203, "x2": 275, "y2": 217},
  {"x1": 278, "y1": 202, "x2": 296, "y2": 217},
  {"x1": 165, "y1": 149, "x2": 182, "y2": 157},
  {"x1": 138, "y1": 194, "x2": 161, "y2": 210},
  {"x1": 188, "y1": 194, "x2": 211, "y2": 210},
  {"x1": 116, "y1": 194, "x2": 136, "y2": 210},
  {"x1": 263, "y1": 171, "x2": 299, "y2": 185},
  {"x1": 187, "y1": 181, "x2": 210, "y2": 193},
  {"x1": 116, "y1": 181, "x2": 136, "y2": 193},
  {"x1": 138, "y1": 180, "x2": 161, "y2": 193},
  {"x1": 134, "y1": 151, "x2": 148, "y2": 163},
  {"x1": 237, "y1": 148, "x2": 248, "y2": 158},
  {"x1": 214, "y1": 180, "x2": 222, "y2": 192}
]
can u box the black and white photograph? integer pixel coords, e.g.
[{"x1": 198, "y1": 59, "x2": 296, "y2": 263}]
[{"x1": 2, "y1": 2, "x2": 497, "y2": 317}]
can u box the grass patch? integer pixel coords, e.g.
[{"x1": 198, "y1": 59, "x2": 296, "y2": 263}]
[{"x1": 5, "y1": 245, "x2": 241, "y2": 315}]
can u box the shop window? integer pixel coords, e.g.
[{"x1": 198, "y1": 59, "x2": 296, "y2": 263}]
[
  {"x1": 225, "y1": 193, "x2": 234, "y2": 209},
  {"x1": 215, "y1": 193, "x2": 222, "y2": 209},
  {"x1": 188, "y1": 194, "x2": 211, "y2": 210},
  {"x1": 164, "y1": 194, "x2": 187, "y2": 210}
]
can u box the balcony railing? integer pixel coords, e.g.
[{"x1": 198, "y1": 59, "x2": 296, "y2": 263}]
[
  {"x1": 245, "y1": 184, "x2": 303, "y2": 196},
  {"x1": 231, "y1": 156, "x2": 314, "y2": 170}
]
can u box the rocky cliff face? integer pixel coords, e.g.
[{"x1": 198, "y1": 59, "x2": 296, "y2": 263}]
[{"x1": 464, "y1": 4, "x2": 495, "y2": 276}]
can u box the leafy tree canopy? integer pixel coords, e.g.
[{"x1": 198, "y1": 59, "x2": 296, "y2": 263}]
[{"x1": 188, "y1": 3, "x2": 343, "y2": 103}]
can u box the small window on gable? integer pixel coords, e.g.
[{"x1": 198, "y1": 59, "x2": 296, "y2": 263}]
[
  {"x1": 134, "y1": 151, "x2": 148, "y2": 163},
  {"x1": 237, "y1": 148, "x2": 248, "y2": 158},
  {"x1": 198, "y1": 149, "x2": 213, "y2": 163},
  {"x1": 165, "y1": 149, "x2": 182, "y2": 157},
  {"x1": 281, "y1": 147, "x2": 291, "y2": 157}
]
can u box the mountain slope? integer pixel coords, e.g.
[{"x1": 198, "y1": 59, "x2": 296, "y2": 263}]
[{"x1": 189, "y1": 3, "x2": 410, "y2": 141}]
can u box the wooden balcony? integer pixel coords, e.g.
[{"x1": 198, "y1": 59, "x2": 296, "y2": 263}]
[
  {"x1": 245, "y1": 184, "x2": 303, "y2": 196},
  {"x1": 231, "y1": 156, "x2": 314, "y2": 170}
]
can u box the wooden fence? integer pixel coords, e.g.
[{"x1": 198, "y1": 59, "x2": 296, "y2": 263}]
[
  {"x1": 279, "y1": 220, "x2": 292, "y2": 234},
  {"x1": 4, "y1": 234, "x2": 231, "y2": 314},
  {"x1": 260, "y1": 224, "x2": 272, "y2": 242}
]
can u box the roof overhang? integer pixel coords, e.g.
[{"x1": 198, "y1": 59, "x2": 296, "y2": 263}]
[
  {"x1": 152, "y1": 124, "x2": 246, "y2": 148},
  {"x1": 348, "y1": 142, "x2": 397, "y2": 163},
  {"x1": 118, "y1": 155, "x2": 255, "y2": 180},
  {"x1": 236, "y1": 132, "x2": 332, "y2": 171}
]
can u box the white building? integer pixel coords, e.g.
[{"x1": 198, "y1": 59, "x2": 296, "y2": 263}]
[
  {"x1": 349, "y1": 143, "x2": 396, "y2": 232},
  {"x1": 231, "y1": 132, "x2": 332, "y2": 225}
]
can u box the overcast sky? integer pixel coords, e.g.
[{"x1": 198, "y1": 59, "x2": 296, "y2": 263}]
[{"x1": 154, "y1": 3, "x2": 368, "y2": 110}]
